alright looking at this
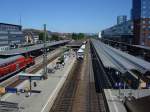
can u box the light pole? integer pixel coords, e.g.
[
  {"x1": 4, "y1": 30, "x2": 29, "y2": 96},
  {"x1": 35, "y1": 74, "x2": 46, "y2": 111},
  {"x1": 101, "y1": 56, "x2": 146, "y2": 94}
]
[{"x1": 43, "y1": 24, "x2": 48, "y2": 79}]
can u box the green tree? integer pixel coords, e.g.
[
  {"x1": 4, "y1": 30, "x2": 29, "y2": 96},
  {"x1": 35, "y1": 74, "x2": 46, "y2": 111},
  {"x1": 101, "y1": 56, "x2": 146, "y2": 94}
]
[
  {"x1": 71, "y1": 33, "x2": 85, "y2": 40},
  {"x1": 39, "y1": 32, "x2": 44, "y2": 41},
  {"x1": 78, "y1": 33, "x2": 85, "y2": 39},
  {"x1": 51, "y1": 34, "x2": 60, "y2": 41},
  {"x1": 39, "y1": 32, "x2": 49, "y2": 41},
  {"x1": 72, "y1": 33, "x2": 78, "y2": 40}
]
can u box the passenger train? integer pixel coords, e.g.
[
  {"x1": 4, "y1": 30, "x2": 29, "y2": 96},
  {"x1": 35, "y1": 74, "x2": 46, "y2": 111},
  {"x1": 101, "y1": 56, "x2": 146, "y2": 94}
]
[
  {"x1": 77, "y1": 44, "x2": 86, "y2": 59},
  {"x1": 0, "y1": 55, "x2": 35, "y2": 78}
]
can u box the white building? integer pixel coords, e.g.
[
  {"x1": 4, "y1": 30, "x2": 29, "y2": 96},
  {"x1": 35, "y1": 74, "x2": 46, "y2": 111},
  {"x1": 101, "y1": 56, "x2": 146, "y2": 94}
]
[{"x1": 0, "y1": 45, "x2": 9, "y2": 51}]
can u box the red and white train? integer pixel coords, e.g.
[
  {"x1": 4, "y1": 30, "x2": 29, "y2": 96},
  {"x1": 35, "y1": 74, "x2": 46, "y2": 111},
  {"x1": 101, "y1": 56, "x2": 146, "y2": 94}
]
[{"x1": 0, "y1": 55, "x2": 35, "y2": 78}]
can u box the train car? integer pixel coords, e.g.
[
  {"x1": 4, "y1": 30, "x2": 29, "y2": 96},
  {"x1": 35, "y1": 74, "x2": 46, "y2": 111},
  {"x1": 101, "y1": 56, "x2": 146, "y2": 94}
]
[
  {"x1": 25, "y1": 56, "x2": 35, "y2": 67},
  {"x1": 77, "y1": 48, "x2": 84, "y2": 59},
  {"x1": 77, "y1": 44, "x2": 86, "y2": 60},
  {"x1": 0, "y1": 55, "x2": 35, "y2": 78},
  {"x1": 80, "y1": 45, "x2": 86, "y2": 50},
  {"x1": 83, "y1": 41, "x2": 87, "y2": 44}
]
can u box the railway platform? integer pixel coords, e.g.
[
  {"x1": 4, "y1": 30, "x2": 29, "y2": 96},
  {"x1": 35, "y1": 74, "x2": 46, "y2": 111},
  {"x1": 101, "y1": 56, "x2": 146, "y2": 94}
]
[
  {"x1": 0, "y1": 47, "x2": 63, "y2": 88},
  {"x1": 1, "y1": 51, "x2": 76, "y2": 112},
  {"x1": 104, "y1": 89, "x2": 150, "y2": 112}
]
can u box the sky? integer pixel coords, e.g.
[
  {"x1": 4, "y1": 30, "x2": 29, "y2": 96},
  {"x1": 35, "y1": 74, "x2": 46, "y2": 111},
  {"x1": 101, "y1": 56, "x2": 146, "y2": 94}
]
[{"x1": 0, "y1": 0, "x2": 132, "y2": 33}]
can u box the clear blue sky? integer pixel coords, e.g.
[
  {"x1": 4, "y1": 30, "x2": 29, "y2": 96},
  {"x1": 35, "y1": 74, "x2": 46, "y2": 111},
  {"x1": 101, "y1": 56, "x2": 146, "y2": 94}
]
[{"x1": 0, "y1": 0, "x2": 131, "y2": 33}]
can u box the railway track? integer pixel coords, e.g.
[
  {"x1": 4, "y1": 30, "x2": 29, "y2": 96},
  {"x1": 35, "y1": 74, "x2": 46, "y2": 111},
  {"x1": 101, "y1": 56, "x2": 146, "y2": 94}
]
[
  {"x1": 90, "y1": 41, "x2": 112, "y2": 91},
  {"x1": 90, "y1": 41, "x2": 110, "y2": 112},
  {"x1": 50, "y1": 41, "x2": 108, "y2": 112},
  {"x1": 50, "y1": 60, "x2": 82, "y2": 112}
]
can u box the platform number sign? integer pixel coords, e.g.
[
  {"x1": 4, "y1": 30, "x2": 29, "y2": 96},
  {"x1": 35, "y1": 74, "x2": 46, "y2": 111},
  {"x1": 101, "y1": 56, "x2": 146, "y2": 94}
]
[
  {"x1": 5, "y1": 87, "x2": 17, "y2": 93},
  {"x1": 114, "y1": 82, "x2": 124, "y2": 89},
  {"x1": 147, "y1": 83, "x2": 150, "y2": 88}
]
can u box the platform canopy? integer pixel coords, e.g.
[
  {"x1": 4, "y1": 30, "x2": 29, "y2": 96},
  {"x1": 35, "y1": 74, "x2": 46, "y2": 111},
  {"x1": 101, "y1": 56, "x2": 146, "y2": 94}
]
[
  {"x1": 0, "y1": 40, "x2": 69, "y2": 56},
  {"x1": 133, "y1": 45, "x2": 150, "y2": 51}
]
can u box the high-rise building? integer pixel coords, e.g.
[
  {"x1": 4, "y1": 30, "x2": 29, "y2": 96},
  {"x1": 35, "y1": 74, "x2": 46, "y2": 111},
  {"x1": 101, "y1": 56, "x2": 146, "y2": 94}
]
[
  {"x1": 101, "y1": 20, "x2": 133, "y2": 44},
  {"x1": 117, "y1": 16, "x2": 127, "y2": 25},
  {"x1": 132, "y1": 0, "x2": 150, "y2": 46}
]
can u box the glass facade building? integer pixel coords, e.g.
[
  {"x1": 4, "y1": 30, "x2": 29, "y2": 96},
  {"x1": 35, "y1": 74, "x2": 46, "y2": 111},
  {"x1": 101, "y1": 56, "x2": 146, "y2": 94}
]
[
  {"x1": 0, "y1": 23, "x2": 22, "y2": 32},
  {"x1": 141, "y1": 0, "x2": 150, "y2": 18},
  {"x1": 132, "y1": 0, "x2": 150, "y2": 19},
  {"x1": 117, "y1": 16, "x2": 127, "y2": 25},
  {"x1": 132, "y1": 0, "x2": 141, "y2": 20},
  {"x1": 101, "y1": 20, "x2": 133, "y2": 44},
  {"x1": 132, "y1": 0, "x2": 150, "y2": 46},
  {"x1": 0, "y1": 23, "x2": 25, "y2": 50}
]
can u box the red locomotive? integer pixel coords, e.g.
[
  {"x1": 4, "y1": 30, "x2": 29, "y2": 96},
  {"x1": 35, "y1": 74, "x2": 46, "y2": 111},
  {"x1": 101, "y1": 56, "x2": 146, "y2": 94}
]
[{"x1": 0, "y1": 55, "x2": 35, "y2": 77}]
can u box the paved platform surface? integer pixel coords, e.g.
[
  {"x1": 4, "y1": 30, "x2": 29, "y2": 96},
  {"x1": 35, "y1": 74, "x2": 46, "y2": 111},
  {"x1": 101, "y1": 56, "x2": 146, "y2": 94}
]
[
  {"x1": 104, "y1": 89, "x2": 150, "y2": 112},
  {"x1": 1, "y1": 51, "x2": 76, "y2": 112}
]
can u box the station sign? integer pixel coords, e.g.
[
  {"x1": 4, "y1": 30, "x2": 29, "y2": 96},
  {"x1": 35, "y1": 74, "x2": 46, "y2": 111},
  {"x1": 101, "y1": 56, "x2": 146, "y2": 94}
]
[
  {"x1": 19, "y1": 76, "x2": 29, "y2": 80},
  {"x1": 114, "y1": 82, "x2": 124, "y2": 88},
  {"x1": 5, "y1": 87, "x2": 17, "y2": 93},
  {"x1": 30, "y1": 76, "x2": 42, "y2": 80},
  {"x1": 19, "y1": 76, "x2": 42, "y2": 80}
]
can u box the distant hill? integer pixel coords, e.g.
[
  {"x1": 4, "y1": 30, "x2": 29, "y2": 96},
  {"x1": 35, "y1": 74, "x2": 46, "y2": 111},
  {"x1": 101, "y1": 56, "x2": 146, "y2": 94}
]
[{"x1": 23, "y1": 28, "x2": 52, "y2": 35}]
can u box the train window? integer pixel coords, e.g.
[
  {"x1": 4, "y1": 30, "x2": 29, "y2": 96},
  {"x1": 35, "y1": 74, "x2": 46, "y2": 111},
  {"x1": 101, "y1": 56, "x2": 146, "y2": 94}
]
[
  {"x1": 9, "y1": 61, "x2": 15, "y2": 65},
  {"x1": 0, "y1": 64, "x2": 5, "y2": 67}
]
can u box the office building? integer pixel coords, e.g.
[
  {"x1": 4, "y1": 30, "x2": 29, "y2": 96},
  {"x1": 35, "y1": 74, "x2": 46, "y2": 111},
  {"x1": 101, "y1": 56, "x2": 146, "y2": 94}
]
[
  {"x1": 132, "y1": 0, "x2": 150, "y2": 46},
  {"x1": 101, "y1": 20, "x2": 133, "y2": 44},
  {"x1": 0, "y1": 23, "x2": 22, "y2": 31},
  {"x1": 0, "y1": 23, "x2": 25, "y2": 51},
  {"x1": 117, "y1": 16, "x2": 127, "y2": 25}
]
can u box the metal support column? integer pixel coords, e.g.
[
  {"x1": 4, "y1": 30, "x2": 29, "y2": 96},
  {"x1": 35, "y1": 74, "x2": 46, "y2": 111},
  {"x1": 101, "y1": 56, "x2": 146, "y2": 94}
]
[
  {"x1": 29, "y1": 77, "x2": 32, "y2": 95},
  {"x1": 43, "y1": 24, "x2": 48, "y2": 79}
]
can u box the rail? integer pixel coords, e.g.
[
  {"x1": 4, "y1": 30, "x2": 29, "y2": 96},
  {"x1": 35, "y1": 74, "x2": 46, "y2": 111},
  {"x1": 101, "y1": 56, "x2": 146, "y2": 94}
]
[{"x1": 90, "y1": 40, "x2": 111, "y2": 112}]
